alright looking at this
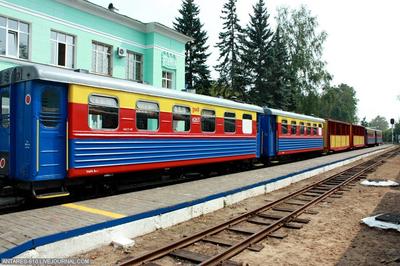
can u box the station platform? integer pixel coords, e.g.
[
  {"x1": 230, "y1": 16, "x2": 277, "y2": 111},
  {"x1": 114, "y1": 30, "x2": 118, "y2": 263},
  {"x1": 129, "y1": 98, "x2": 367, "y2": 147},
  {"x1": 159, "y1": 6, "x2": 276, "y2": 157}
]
[{"x1": 0, "y1": 145, "x2": 392, "y2": 259}]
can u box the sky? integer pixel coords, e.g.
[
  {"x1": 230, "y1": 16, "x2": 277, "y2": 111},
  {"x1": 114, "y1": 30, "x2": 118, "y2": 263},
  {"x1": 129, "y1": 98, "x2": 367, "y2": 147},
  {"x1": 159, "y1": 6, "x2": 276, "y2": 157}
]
[{"x1": 91, "y1": 0, "x2": 400, "y2": 122}]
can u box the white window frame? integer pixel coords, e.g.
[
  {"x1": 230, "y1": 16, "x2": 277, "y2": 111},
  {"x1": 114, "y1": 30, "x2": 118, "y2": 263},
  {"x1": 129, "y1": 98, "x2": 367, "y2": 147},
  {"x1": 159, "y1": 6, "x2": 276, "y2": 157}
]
[
  {"x1": 91, "y1": 41, "x2": 112, "y2": 76},
  {"x1": 127, "y1": 51, "x2": 143, "y2": 82},
  {"x1": 0, "y1": 16, "x2": 30, "y2": 60},
  {"x1": 162, "y1": 70, "x2": 174, "y2": 89},
  {"x1": 50, "y1": 30, "x2": 75, "y2": 68}
]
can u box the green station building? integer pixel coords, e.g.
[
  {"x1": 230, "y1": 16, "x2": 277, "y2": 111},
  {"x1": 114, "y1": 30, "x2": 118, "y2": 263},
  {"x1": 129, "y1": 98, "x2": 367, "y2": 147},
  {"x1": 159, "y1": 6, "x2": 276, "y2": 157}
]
[{"x1": 0, "y1": 0, "x2": 190, "y2": 90}]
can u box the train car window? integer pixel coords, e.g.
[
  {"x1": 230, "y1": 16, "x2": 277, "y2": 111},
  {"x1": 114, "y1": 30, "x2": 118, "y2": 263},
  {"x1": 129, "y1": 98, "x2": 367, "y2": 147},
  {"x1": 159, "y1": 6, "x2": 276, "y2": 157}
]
[
  {"x1": 136, "y1": 101, "x2": 159, "y2": 131},
  {"x1": 41, "y1": 89, "x2": 61, "y2": 128},
  {"x1": 224, "y1": 112, "x2": 236, "y2": 133},
  {"x1": 0, "y1": 90, "x2": 9, "y2": 128},
  {"x1": 291, "y1": 121, "x2": 297, "y2": 135},
  {"x1": 299, "y1": 122, "x2": 305, "y2": 135},
  {"x1": 306, "y1": 123, "x2": 311, "y2": 135},
  {"x1": 172, "y1": 105, "x2": 190, "y2": 132},
  {"x1": 201, "y1": 109, "x2": 216, "y2": 132},
  {"x1": 88, "y1": 95, "x2": 119, "y2": 130},
  {"x1": 318, "y1": 123, "x2": 322, "y2": 135},
  {"x1": 242, "y1": 114, "x2": 252, "y2": 134},
  {"x1": 281, "y1": 119, "x2": 288, "y2": 134},
  {"x1": 312, "y1": 123, "x2": 317, "y2": 135}
]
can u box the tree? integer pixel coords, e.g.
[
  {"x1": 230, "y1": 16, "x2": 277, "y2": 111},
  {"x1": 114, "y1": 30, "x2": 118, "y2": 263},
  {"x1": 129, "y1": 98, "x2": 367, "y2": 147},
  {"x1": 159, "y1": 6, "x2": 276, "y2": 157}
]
[
  {"x1": 360, "y1": 117, "x2": 369, "y2": 127},
  {"x1": 319, "y1": 83, "x2": 358, "y2": 123},
  {"x1": 242, "y1": 0, "x2": 273, "y2": 106},
  {"x1": 174, "y1": 0, "x2": 211, "y2": 95},
  {"x1": 266, "y1": 25, "x2": 292, "y2": 110},
  {"x1": 215, "y1": 0, "x2": 246, "y2": 100},
  {"x1": 369, "y1": 115, "x2": 389, "y2": 131},
  {"x1": 277, "y1": 6, "x2": 331, "y2": 113}
]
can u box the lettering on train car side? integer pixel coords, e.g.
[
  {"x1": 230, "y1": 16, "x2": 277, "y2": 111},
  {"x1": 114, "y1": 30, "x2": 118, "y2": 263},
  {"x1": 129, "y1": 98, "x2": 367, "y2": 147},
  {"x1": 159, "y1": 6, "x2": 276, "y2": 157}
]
[
  {"x1": 123, "y1": 128, "x2": 133, "y2": 131},
  {"x1": 192, "y1": 107, "x2": 200, "y2": 113},
  {"x1": 86, "y1": 169, "x2": 99, "y2": 174},
  {"x1": 192, "y1": 117, "x2": 200, "y2": 123}
]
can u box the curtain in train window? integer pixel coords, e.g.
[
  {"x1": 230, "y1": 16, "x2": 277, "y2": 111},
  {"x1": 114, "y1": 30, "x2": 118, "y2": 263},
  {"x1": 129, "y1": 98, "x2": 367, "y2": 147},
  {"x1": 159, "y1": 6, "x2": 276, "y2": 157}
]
[
  {"x1": 88, "y1": 95, "x2": 119, "y2": 129},
  {"x1": 201, "y1": 109, "x2": 215, "y2": 132},
  {"x1": 172, "y1": 105, "x2": 190, "y2": 132},
  {"x1": 242, "y1": 114, "x2": 252, "y2": 134},
  {"x1": 136, "y1": 101, "x2": 159, "y2": 131},
  {"x1": 41, "y1": 89, "x2": 61, "y2": 128},
  {"x1": 312, "y1": 123, "x2": 317, "y2": 135},
  {"x1": 281, "y1": 119, "x2": 288, "y2": 135},
  {"x1": 224, "y1": 112, "x2": 236, "y2": 133},
  {"x1": 291, "y1": 121, "x2": 297, "y2": 135},
  {"x1": 306, "y1": 123, "x2": 311, "y2": 135},
  {"x1": 299, "y1": 122, "x2": 305, "y2": 135}
]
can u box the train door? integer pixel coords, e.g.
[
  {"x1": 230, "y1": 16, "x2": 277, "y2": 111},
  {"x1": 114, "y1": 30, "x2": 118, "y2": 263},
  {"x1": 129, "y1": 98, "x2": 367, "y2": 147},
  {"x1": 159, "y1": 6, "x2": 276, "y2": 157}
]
[
  {"x1": 0, "y1": 85, "x2": 10, "y2": 177},
  {"x1": 34, "y1": 82, "x2": 67, "y2": 181}
]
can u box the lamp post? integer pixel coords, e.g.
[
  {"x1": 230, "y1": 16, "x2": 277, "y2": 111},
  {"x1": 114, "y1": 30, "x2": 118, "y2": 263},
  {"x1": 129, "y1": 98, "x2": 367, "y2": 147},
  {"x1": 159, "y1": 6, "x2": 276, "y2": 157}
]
[{"x1": 390, "y1": 118, "x2": 395, "y2": 144}]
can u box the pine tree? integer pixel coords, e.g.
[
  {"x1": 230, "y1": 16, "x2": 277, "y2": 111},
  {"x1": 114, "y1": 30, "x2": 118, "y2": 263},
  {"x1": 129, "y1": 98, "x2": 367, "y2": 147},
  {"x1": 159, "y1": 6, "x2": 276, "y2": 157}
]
[
  {"x1": 266, "y1": 26, "x2": 292, "y2": 110},
  {"x1": 215, "y1": 0, "x2": 246, "y2": 100},
  {"x1": 174, "y1": 0, "x2": 211, "y2": 95},
  {"x1": 242, "y1": 0, "x2": 274, "y2": 106}
]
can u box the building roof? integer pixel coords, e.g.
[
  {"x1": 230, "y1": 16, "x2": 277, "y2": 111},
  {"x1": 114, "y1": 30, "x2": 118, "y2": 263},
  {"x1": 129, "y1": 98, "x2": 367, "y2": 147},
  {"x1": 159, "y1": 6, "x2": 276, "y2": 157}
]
[
  {"x1": 264, "y1": 108, "x2": 325, "y2": 123},
  {"x1": 55, "y1": 0, "x2": 193, "y2": 43},
  {"x1": 0, "y1": 65, "x2": 263, "y2": 113}
]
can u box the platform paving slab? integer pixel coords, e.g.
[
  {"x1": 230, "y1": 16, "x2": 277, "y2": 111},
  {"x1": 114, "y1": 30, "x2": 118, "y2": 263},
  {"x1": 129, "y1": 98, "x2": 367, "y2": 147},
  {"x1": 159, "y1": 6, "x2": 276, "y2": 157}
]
[{"x1": 0, "y1": 144, "x2": 392, "y2": 258}]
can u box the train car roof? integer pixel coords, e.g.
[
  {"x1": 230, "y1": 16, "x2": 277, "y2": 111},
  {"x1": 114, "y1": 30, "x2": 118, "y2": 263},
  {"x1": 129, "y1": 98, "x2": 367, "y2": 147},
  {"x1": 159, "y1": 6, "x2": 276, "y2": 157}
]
[
  {"x1": 325, "y1": 118, "x2": 351, "y2": 125},
  {"x1": 264, "y1": 108, "x2": 325, "y2": 123},
  {"x1": 0, "y1": 65, "x2": 264, "y2": 113},
  {"x1": 365, "y1": 127, "x2": 382, "y2": 132}
]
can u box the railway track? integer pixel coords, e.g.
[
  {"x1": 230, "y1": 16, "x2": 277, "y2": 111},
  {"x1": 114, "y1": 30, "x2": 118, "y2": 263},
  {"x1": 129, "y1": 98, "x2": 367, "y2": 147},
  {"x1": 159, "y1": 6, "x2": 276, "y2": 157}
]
[{"x1": 117, "y1": 147, "x2": 399, "y2": 266}]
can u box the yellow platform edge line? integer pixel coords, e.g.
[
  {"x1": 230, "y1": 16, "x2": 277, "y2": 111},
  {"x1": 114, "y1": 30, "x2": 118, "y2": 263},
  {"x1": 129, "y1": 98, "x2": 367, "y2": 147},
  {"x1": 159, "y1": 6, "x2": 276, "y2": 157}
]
[{"x1": 62, "y1": 203, "x2": 127, "y2": 219}]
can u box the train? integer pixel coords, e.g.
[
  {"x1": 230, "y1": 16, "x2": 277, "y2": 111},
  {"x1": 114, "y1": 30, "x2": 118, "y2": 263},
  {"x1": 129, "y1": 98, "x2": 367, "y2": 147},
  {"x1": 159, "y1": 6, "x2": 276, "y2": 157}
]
[{"x1": 0, "y1": 65, "x2": 383, "y2": 198}]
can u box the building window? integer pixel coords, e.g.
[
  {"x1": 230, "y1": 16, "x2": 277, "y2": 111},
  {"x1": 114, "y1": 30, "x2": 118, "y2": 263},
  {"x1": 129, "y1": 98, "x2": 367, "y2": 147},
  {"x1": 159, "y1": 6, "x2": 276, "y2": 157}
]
[
  {"x1": 291, "y1": 121, "x2": 297, "y2": 135},
  {"x1": 88, "y1": 95, "x2": 119, "y2": 130},
  {"x1": 172, "y1": 105, "x2": 190, "y2": 132},
  {"x1": 50, "y1": 31, "x2": 75, "y2": 68},
  {"x1": 224, "y1": 112, "x2": 236, "y2": 133},
  {"x1": 0, "y1": 16, "x2": 29, "y2": 59},
  {"x1": 136, "y1": 101, "x2": 159, "y2": 131},
  {"x1": 127, "y1": 52, "x2": 143, "y2": 82},
  {"x1": 92, "y1": 41, "x2": 112, "y2": 76},
  {"x1": 281, "y1": 119, "x2": 288, "y2": 135},
  {"x1": 242, "y1": 114, "x2": 252, "y2": 134},
  {"x1": 201, "y1": 109, "x2": 215, "y2": 132},
  {"x1": 162, "y1": 71, "x2": 173, "y2": 89}
]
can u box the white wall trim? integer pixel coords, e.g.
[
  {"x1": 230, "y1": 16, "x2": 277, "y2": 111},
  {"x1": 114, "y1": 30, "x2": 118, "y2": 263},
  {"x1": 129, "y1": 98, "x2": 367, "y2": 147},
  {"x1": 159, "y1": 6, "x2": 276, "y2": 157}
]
[{"x1": 0, "y1": 0, "x2": 185, "y2": 57}]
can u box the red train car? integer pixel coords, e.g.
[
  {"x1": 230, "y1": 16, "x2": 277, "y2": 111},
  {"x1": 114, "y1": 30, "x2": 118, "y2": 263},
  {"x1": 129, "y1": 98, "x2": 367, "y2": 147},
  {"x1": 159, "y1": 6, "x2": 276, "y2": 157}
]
[
  {"x1": 350, "y1": 124, "x2": 366, "y2": 148},
  {"x1": 324, "y1": 119, "x2": 351, "y2": 152}
]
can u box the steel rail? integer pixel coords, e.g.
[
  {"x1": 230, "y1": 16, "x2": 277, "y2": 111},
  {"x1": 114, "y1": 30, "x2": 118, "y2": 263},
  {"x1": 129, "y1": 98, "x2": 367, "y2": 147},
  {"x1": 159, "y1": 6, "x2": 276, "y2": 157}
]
[
  {"x1": 117, "y1": 147, "x2": 397, "y2": 266},
  {"x1": 198, "y1": 154, "x2": 389, "y2": 265}
]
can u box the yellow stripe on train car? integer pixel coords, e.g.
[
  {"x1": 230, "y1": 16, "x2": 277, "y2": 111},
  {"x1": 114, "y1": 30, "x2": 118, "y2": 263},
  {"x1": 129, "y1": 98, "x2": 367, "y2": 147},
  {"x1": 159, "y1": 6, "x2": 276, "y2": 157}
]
[
  {"x1": 276, "y1": 115, "x2": 324, "y2": 127},
  {"x1": 68, "y1": 84, "x2": 257, "y2": 120}
]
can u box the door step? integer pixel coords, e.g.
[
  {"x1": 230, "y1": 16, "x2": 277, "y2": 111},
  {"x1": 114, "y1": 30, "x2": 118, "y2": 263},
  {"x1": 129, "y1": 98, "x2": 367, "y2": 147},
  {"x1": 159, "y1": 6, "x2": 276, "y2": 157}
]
[{"x1": 33, "y1": 186, "x2": 70, "y2": 199}]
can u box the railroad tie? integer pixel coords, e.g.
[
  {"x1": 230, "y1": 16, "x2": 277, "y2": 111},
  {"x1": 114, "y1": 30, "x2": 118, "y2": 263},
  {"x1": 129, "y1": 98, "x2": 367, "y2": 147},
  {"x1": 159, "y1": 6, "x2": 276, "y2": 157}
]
[
  {"x1": 228, "y1": 226, "x2": 287, "y2": 239},
  {"x1": 272, "y1": 206, "x2": 318, "y2": 215},
  {"x1": 170, "y1": 249, "x2": 240, "y2": 266},
  {"x1": 247, "y1": 217, "x2": 303, "y2": 229},
  {"x1": 202, "y1": 236, "x2": 264, "y2": 252}
]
